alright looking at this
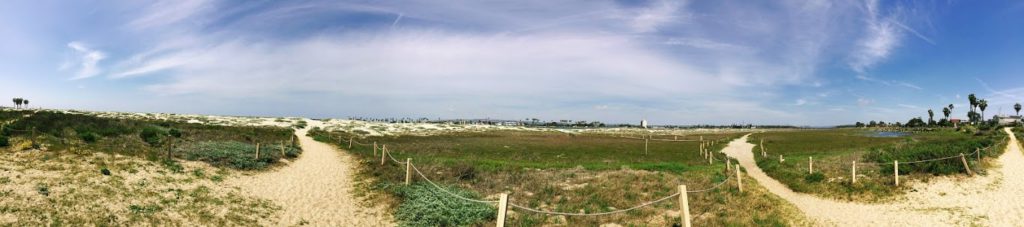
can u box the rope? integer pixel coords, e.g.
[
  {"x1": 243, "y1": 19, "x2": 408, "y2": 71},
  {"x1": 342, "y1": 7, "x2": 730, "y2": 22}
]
[
  {"x1": 510, "y1": 171, "x2": 732, "y2": 216},
  {"x1": 386, "y1": 149, "x2": 407, "y2": 164},
  {"x1": 510, "y1": 192, "x2": 679, "y2": 216},
  {"x1": 856, "y1": 148, "x2": 983, "y2": 165},
  {"x1": 409, "y1": 163, "x2": 499, "y2": 204}
]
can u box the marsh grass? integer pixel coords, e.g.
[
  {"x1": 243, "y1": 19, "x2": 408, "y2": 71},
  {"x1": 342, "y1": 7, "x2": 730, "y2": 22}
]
[{"x1": 312, "y1": 129, "x2": 810, "y2": 226}]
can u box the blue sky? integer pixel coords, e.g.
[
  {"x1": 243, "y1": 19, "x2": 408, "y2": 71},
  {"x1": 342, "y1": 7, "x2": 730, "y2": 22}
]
[{"x1": 1, "y1": 0, "x2": 1023, "y2": 126}]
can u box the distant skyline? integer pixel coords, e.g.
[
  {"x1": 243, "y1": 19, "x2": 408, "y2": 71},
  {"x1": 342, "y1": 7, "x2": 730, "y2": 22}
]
[{"x1": 2, "y1": 0, "x2": 1023, "y2": 126}]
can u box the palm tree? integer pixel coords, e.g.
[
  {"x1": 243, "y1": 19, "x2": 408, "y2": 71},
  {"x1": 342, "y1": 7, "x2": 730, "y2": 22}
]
[
  {"x1": 11, "y1": 98, "x2": 16, "y2": 108},
  {"x1": 23, "y1": 100, "x2": 28, "y2": 109},
  {"x1": 943, "y1": 107, "x2": 951, "y2": 120},
  {"x1": 968, "y1": 94, "x2": 978, "y2": 111},
  {"x1": 927, "y1": 109, "x2": 934, "y2": 124},
  {"x1": 1016, "y1": 103, "x2": 1022, "y2": 116},
  {"x1": 979, "y1": 99, "x2": 988, "y2": 122},
  {"x1": 12, "y1": 98, "x2": 23, "y2": 109}
]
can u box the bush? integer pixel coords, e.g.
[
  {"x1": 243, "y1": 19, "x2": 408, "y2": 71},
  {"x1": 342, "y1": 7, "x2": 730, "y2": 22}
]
[
  {"x1": 81, "y1": 132, "x2": 99, "y2": 143},
  {"x1": 804, "y1": 172, "x2": 825, "y2": 183},
  {"x1": 394, "y1": 183, "x2": 495, "y2": 226},
  {"x1": 0, "y1": 136, "x2": 8, "y2": 147},
  {"x1": 178, "y1": 141, "x2": 299, "y2": 170},
  {"x1": 100, "y1": 167, "x2": 111, "y2": 176},
  {"x1": 169, "y1": 128, "x2": 182, "y2": 138},
  {"x1": 140, "y1": 126, "x2": 166, "y2": 146}
]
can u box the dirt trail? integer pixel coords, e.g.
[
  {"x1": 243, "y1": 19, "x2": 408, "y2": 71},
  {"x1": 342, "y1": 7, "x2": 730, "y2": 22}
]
[
  {"x1": 723, "y1": 128, "x2": 1024, "y2": 226},
  {"x1": 229, "y1": 120, "x2": 394, "y2": 226}
]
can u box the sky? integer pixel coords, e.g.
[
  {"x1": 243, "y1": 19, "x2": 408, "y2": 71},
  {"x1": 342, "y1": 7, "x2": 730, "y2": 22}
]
[{"x1": 1, "y1": 0, "x2": 1023, "y2": 126}]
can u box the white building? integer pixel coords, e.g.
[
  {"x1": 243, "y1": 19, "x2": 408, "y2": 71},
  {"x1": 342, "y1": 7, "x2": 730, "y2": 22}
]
[
  {"x1": 994, "y1": 115, "x2": 1022, "y2": 126},
  {"x1": 640, "y1": 119, "x2": 648, "y2": 128}
]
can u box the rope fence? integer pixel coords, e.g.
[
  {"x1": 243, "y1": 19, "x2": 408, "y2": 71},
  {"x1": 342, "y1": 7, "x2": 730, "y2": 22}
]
[
  {"x1": 364, "y1": 136, "x2": 739, "y2": 227},
  {"x1": 327, "y1": 130, "x2": 999, "y2": 226}
]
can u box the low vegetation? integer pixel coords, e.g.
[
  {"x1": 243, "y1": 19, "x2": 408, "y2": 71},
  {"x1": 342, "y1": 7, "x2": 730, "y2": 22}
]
[
  {"x1": 750, "y1": 128, "x2": 1007, "y2": 202},
  {"x1": 0, "y1": 110, "x2": 300, "y2": 170},
  {"x1": 311, "y1": 128, "x2": 810, "y2": 226}
]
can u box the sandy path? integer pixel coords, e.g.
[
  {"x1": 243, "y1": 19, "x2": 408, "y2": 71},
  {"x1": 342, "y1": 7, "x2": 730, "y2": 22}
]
[
  {"x1": 229, "y1": 120, "x2": 395, "y2": 226},
  {"x1": 722, "y1": 128, "x2": 1024, "y2": 226}
]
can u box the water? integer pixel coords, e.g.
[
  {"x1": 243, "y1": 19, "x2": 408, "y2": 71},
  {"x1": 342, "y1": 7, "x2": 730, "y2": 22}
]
[{"x1": 867, "y1": 131, "x2": 910, "y2": 138}]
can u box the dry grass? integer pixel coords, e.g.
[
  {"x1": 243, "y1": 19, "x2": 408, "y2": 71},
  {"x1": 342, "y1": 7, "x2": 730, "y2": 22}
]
[{"x1": 0, "y1": 149, "x2": 278, "y2": 226}]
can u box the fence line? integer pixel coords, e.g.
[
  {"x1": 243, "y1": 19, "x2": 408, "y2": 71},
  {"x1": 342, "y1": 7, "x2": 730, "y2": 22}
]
[{"x1": 380, "y1": 144, "x2": 736, "y2": 217}]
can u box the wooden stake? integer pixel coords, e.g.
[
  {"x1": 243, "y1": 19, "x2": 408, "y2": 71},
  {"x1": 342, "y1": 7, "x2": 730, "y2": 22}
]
[
  {"x1": 280, "y1": 142, "x2": 286, "y2": 156},
  {"x1": 894, "y1": 160, "x2": 899, "y2": 186},
  {"x1": 166, "y1": 139, "x2": 173, "y2": 160},
  {"x1": 809, "y1": 157, "x2": 813, "y2": 174},
  {"x1": 348, "y1": 136, "x2": 353, "y2": 148},
  {"x1": 374, "y1": 142, "x2": 378, "y2": 156},
  {"x1": 735, "y1": 164, "x2": 743, "y2": 193},
  {"x1": 678, "y1": 185, "x2": 691, "y2": 227},
  {"x1": 405, "y1": 158, "x2": 412, "y2": 185},
  {"x1": 960, "y1": 153, "x2": 974, "y2": 176},
  {"x1": 497, "y1": 194, "x2": 509, "y2": 227},
  {"x1": 255, "y1": 143, "x2": 261, "y2": 160},
  {"x1": 645, "y1": 139, "x2": 649, "y2": 155},
  {"x1": 851, "y1": 161, "x2": 857, "y2": 183},
  {"x1": 779, "y1": 155, "x2": 784, "y2": 163},
  {"x1": 381, "y1": 145, "x2": 387, "y2": 165},
  {"x1": 976, "y1": 148, "x2": 981, "y2": 161},
  {"x1": 726, "y1": 159, "x2": 731, "y2": 171}
]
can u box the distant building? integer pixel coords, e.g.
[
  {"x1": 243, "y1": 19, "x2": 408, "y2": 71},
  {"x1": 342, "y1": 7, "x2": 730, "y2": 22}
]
[
  {"x1": 994, "y1": 115, "x2": 1022, "y2": 126},
  {"x1": 640, "y1": 119, "x2": 648, "y2": 128}
]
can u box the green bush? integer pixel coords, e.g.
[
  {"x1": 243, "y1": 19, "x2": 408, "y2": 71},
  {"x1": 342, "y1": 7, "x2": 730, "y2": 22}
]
[
  {"x1": 169, "y1": 128, "x2": 183, "y2": 138},
  {"x1": 804, "y1": 172, "x2": 825, "y2": 183},
  {"x1": 866, "y1": 131, "x2": 998, "y2": 175},
  {"x1": 394, "y1": 183, "x2": 495, "y2": 227},
  {"x1": 140, "y1": 126, "x2": 166, "y2": 146},
  {"x1": 178, "y1": 141, "x2": 300, "y2": 170},
  {"x1": 80, "y1": 132, "x2": 99, "y2": 143},
  {"x1": 0, "y1": 136, "x2": 8, "y2": 147}
]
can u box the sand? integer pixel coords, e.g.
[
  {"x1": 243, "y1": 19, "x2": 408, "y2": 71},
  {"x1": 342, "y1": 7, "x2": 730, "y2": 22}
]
[
  {"x1": 228, "y1": 120, "x2": 394, "y2": 226},
  {"x1": 723, "y1": 127, "x2": 1024, "y2": 226}
]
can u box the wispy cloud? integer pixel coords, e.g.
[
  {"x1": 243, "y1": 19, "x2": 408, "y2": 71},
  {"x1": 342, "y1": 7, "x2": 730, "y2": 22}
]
[
  {"x1": 849, "y1": 0, "x2": 906, "y2": 73},
  {"x1": 855, "y1": 75, "x2": 922, "y2": 90},
  {"x1": 63, "y1": 41, "x2": 107, "y2": 80}
]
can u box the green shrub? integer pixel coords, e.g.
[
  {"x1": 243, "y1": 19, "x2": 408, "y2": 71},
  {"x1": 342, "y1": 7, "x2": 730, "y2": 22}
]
[
  {"x1": 100, "y1": 167, "x2": 111, "y2": 176},
  {"x1": 140, "y1": 126, "x2": 166, "y2": 146},
  {"x1": 80, "y1": 132, "x2": 99, "y2": 143},
  {"x1": 804, "y1": 172, "x2": 825, "y2": 183},
  {"x1": 0, "y1": 136, "x2": 8, "y2": 147},
  {"x1": 178, "y1": 141, "x2": 299, "y2": 170},
  {"x1": 169, "y1": 128, "x2": 182, "y2": 138},
  {"x1": 394, "y1": 183, "x2": 495, "y2": 227}
]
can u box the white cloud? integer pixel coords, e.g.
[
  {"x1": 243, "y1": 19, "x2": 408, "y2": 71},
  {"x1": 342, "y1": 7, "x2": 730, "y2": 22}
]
[
  {"x1": 857, "y1": 97, "x2": 874, "y2": 107},
  {"x1": 849, "y1": 0, "x2": 905, "y2": 73},
  {"x1": 630, "y1": 1, "x2": 684, "y2": 32},
  {"x1": 795, "y1": 99, "x2": 808, "y2": 106},
  {"x1": 128, "y1": 0, "x2": 212, "y2": 30},
  {"x1": 63, "y1": 41, "x2": 107, "y2": 80}
]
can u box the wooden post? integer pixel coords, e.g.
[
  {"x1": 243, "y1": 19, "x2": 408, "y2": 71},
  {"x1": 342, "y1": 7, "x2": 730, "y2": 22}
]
[
  {"x1": 348, "y1": 136, "x2": 353, "y2": 148},
  {"x1": 374, "y1": 142, "x2": 378, "y2": 156},
  {"x1": 851, "y1": 161, "x2": 857, "y2": 183},
  {"x1": 167, "y1": 139, "x2": 173, "y2": 160},
  {"x1": 405, "y1": 158, "x2": 412, "y2": 185},
  {"x1": 960, "y1": 153, "x2": 974, "y2": 176},
  {"x1": 281, "y1": 142, "x2": 286, "y2": 156},
  {"x1": 678, "y1": 185, "x2": 691, "y2": 227},
  {"x1": 381, "y1": 145, "x2": 387, "y2": 165},
  {"x1": 808, "y1": 157, "x2": 813, "y2": 174},
  {"x1": 735, "y1": 164, "x2": 742, "y2": 193},
  {"x1": 708, "y1": 153, "x2": 713, "y2": 164},
  {"x1": 779, "y1": 155, "x2": 784, "y2": 163},
  {"x1": 675, "y1": 135, "x2": 678, "y2": 140},
  {"x1": 645, "y1": 139, "x2": 649, "y2": 155},
  {"x1": 976, "y1": 148, "x2": 981, "y2": 161},
  {"x1": 894, "y1": 160, "x2": 899, "y2": 186},
  {"x1": 497, "y1": 194, "x2": 509, "y2": 227},
  {"x1": 290, "y1": 135, "x2": 295, "y2": 147},
  {"x1": 726, "y1": 159, "x2": 731, "y2": 171},
  {"x1": 255, "y1": 143, "x2": 261, "y2": 160}
]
